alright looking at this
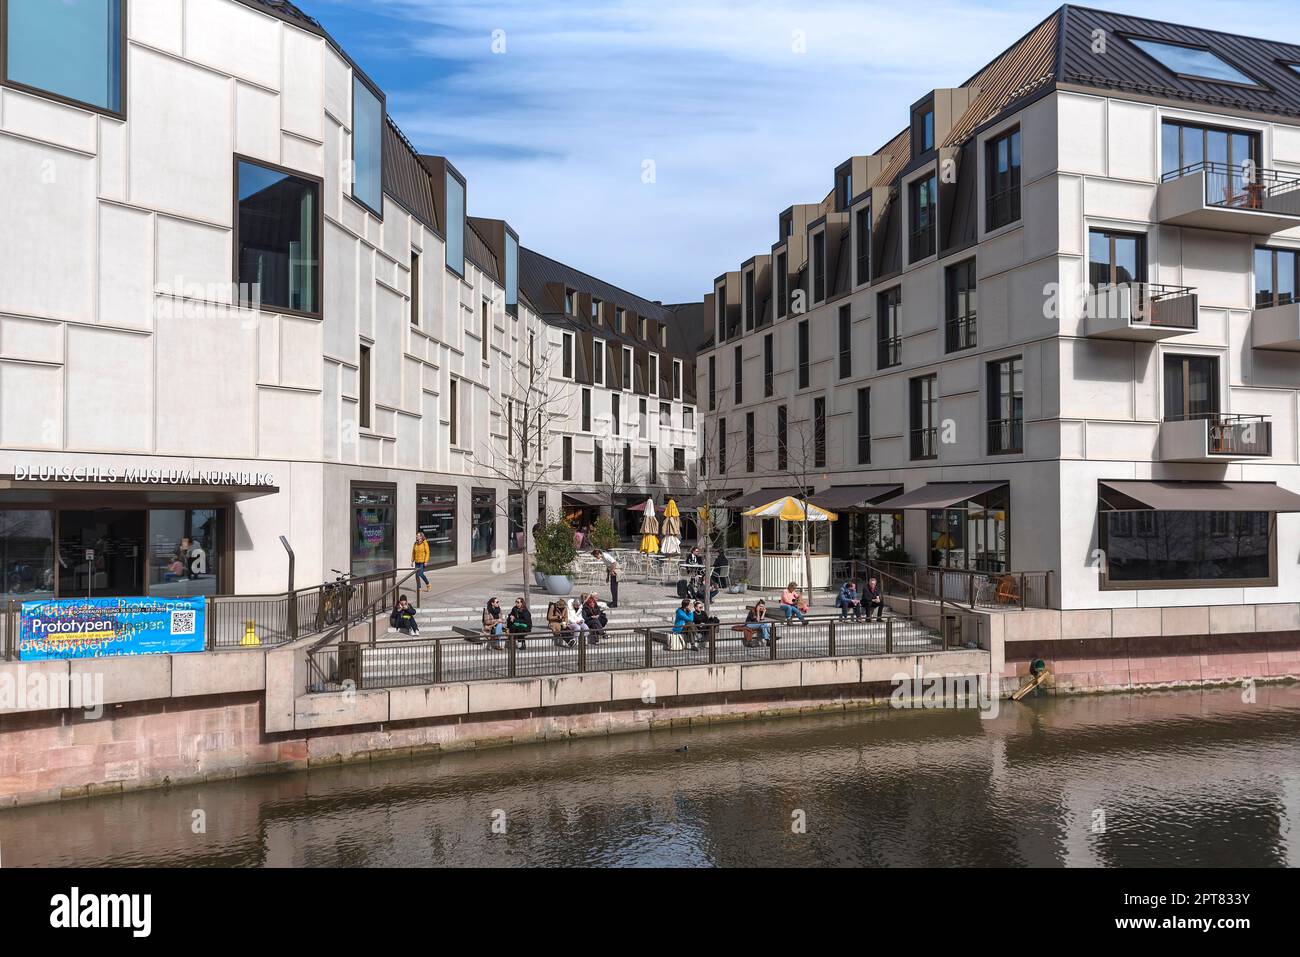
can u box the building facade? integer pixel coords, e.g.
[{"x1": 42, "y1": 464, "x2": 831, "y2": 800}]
[
  {"x1": 699, "y1": 6, "x2": 1300, "y2": 609},
  {"x1": 0, "y1": 0, "x2": 697, "y2": 598}
]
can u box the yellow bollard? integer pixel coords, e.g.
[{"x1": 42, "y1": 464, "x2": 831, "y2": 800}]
[{"x1": 240, "y1": 619, "x2": 261, "y2": 647}]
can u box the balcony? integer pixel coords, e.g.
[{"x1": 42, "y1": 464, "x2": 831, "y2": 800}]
[
  {"x1": 987, "y1": 417, "x2": 1023, "y2": 455},
  {"x1": 910, "y1": 427, "x2": 938, "y2": 461},
  {"x1": 1159, "y1": 414, "x2": 1272, "y2": 462},
  {"x1": 945, "y1": 314, "x2": 976, "y2": 352},
  {"x1": 1251, "y1": 300, "x2": 1300, "y2": 351},
  {"x1": 1158, "y1": 162, "x2": 1300, "y2": 233},
  {"x1": 1084, "y1": 283, "x2": 1198, "y2": 340},
  {"x1": 877, "y1": 336, "x2": 902, "y2": 369}
]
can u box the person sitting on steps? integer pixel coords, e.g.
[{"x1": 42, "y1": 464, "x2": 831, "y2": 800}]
[
  {"x1": 780, "y1": 582, "x2": 807, "y2": 624},
  {"x1": 864, "y1": 576, "x2": 885, "y2": 622},
  {"x1": 565, "y1": 598, "x2": 589, "y2": 645},
  {"x1": 582, "y1": 592, "x2": 608, "y2": 643},
  {"x1": 482, "y1": 597, "x2": 506, "y2": 651},
  {"x1": 743, "y1": 600, "x2": 772, "y2": 646},
  {"x1": 672, "y1": 598, "x2": 699, "y2": 651},
  {"x1": 547, "y1": 599, "x2": 569, "y2": 647},
  {"x1": 506, "y1": 597, "x2": 532, "y2": 649},
  {"x1": 389, "y1": 594, "x2": 419, "y2": 636}
]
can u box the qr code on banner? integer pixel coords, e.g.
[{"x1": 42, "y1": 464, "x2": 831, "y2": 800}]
[{"x1": 170, "y1": 610, "x2": 197, "y2": 635}]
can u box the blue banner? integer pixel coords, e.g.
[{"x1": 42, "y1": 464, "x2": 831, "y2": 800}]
[{"x1": 19, "y1": 597, "x2": 207, "y2": 661}]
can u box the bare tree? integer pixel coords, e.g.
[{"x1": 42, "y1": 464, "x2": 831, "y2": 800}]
[
  {"x1": 759, "y1": 406, "x2": 824, "y2": 596},
  {"x1": 478, "y1": 311, "x2": 573, "y2": 604},
  {"x1": 691, "y1": 405, "x2": 753, "y2": 618},
  {"x1": 591, "y1": 431, "x2": 644, "y2": 522}
]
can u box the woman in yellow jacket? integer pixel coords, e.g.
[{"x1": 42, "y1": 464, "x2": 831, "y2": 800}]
[{"x1": 412, "y1": 532, "x2": 431, "y2": 591}]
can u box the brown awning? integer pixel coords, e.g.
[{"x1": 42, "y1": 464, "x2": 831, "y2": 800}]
[
  {"x1": 728, "y1": 487, "x2": 812, "y2": 509},
  {"x1": 562, "y1": 491, "x2": 606, "y2": 508},
  {"x1": 872, "y1": 481, "x2": 1007, "y2": 510},
  {"x1": 674, "y1": 490, "x2": 741, "y2": 511},
  {"x1": 1099, "y1": 480, "x2": 1300, "y2": 512},
  {"x1": 810, "y1": 484, "x2": 903, "y2": 510}
]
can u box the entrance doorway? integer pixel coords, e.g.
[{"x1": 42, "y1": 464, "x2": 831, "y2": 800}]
[{"x1": 57, "y1": 510, "x2": 146, "y2": 598}]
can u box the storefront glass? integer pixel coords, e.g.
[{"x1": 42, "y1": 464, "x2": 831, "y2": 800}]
[
  {"x1": 508, "y1": 491, "x2": 524, "y2": 554},
  {"x1": 352, "y1": 487, "x2": 395, "y2": 576},
  {"x1": 148, "y1": 509, "x2": 222, "y2": 597},
  {"x1": 416, "y1": 488, "x2": 457, "y2": 568},
  {"x1": 1104, "y1": 511, "x2": 1271, "y2": 584},
  {"x1": 58, "y1": 510, "x2": 146, "y2": 597},
  {"x1": 471, "y1": 490, "x2": 495, "y2": 561},
  {"x1": 0, "y1": 510, "x2": 55, "y2": 601},
  {"x1": 835, "y1": 512, "x2": 905, "y2": 562},
  {"x1": 928, "y1": 487, "x2": 1010, "y2": 571}
]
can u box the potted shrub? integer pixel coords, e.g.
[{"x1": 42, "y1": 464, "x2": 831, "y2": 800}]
[
  {"x1": 589, "y1": 514, "x2": 620, "y2": 552},
  {"x1": 535, "y1": 518, "x2": 578, "y2": 595}
]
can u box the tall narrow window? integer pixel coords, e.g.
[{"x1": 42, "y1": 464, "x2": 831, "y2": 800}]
[
  {"x1": 594, "y1": 443, "x2": 604, "y2": 481},
  {"x1": 237, "y1": 160, "x2": 321, "y2": 316},
  {"x1": 909, "y1": 375, "x2": 938, "y2": 461},
  {"x1": 746, "y1": 412, "x2": 756, "y2": 472},
  {"x1": 591, "y1": 298, "x2": 602, "y2": 322},
  {"x1": 352, "y1": 76, "x2": 384, "y2": 215},
  {"x1": 650, "y1": 353, "x2": 660, "y2": 397},
  {"x1": 813, "y1": 397, "x2": 826, "y2": 468},
  {"x1": 945, "y1": 259, "x2": 977, "y2": 352},
  {"x1": 812, "y1": 230, "x2": 827, "y2": 302},
  {"x1": 507, "y1": 399, "x2": 514, "y2": 455},
  {"x1": 857, "y1": 388, "x2": 871, "y2": 464},
  {"x1": 673, "y1": 448, "x2": 685, "y2": 472},
  {"x1": 877, "y1": 287, "x2": 902, "y2": 369},
  {"x1": 764, "y1": 334, "x2": 774, "y2": 398},
  {"x1": 1163, "y1": 354, "x2": 1220, "y2": 421},
  {"x1": 639, "y1": 398, "x2": 648, "y2": 438},
  {"x1": 504, "y1": 231, "x2": 519, "y2": 315},
  {"x1": 581, "y1": 388, "x2": 592, "y2": 431},
  {"x1": 985, "y1": 127, "x2": 1021, "y2": 229},
  {"x1": 639, "y1": 316, "x2": 648, "y2": 340},
  {"x1": 564, "y1": 289, "x2": 575, "y2": 314},
  {"x1": 855, "y1": 206, "x2": 872, "y2": 285},
  {"x1": 836, "y1": 167, "x2": 853, "y2": 212},
  {"x1": 448, "y1": 377, "x2": 458, "y2": 446},
  {"x1": 445, "y1": 173, "x2": 466, "y2": 277},
  {"x1": 745, "y1": 270, "x2": 756, "y2": 331},
  {"x1": 562, "y1": 436, "x2": 573, "y2": 481},
  {"x1": 776, "y1": 251, "x2": 789, "y2": 319},
  {"x1": 481, "y1": 300, "x2": 490, "y2": 362},
  {"x1": 410, "y1": 251, "x2": 421, "y2": 327},
  {"x1": 672, "y1": 359, "x2": 683, "y2": 400},
  {"x1": 683, "y1": 406, "x2": 694, "y2": 430},
  {"x1": 621, "y1": 346, "x2": 633, "y2": 391},
  {"x1": 611, "y1": 393, "x2": 620, "y2": 436},
  {"x1": 4, "y1": 0, "x2": 124, "y2": 113},
  {"x1": 359, "y1": 343, "x2": 372, "y2": 430},
  {"x1": 987, "y1": 356, "x2": 1023, "y2": 454},
  {"x1": 777, "y1": 406, "x2": 788, "y2": 471},
  {"x1": 708, "y1": 356, "x2": 716, "y2": 411},
  {"x1": 733, "y1": 345, "x2": 743, "y2": 404},
  {"x1": 593, "y1": 338, "x2": 606, "y2": 386},
  {"x1": 797, "y1": 320, "x2": 809, "y2": 389},
  {"x1": 838, "y1": 305, "x2": 852, "y2": 379},
  {"x1": 1255, "y1": 246, "x2": 1299, "y2": 308},
  {"x1": 649, "y1": 446, "x2": 657, "y2": 485},
  {"x1": 717, "y1": 419, "x2": 727, "y2": 475},
  {"x1": 562, "y1": 332, "x2": 574, "y2": 379},
  {"x1": 908, "y1": 174, "x2": 937, "y2": 262},
  {"x1": 623, "y1": 443, "x2": 632, "y2": 484},
  {"x1": 913, "y1": 102, "x2": 935, "y2": 155}
]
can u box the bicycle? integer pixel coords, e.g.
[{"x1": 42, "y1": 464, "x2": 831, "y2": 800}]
[{"x1": 319, "y1": 569, "x2": 358, "y2": 627}]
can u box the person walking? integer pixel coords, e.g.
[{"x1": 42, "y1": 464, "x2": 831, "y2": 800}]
[
  {"x1": 592, "y1": 549, "x2": 619, "y2": 608},
  {"x1": 864, "y1": 576, "x2": 885, "y2": 621},
  {"x1": 780, "y1": 582, "x2": 807, "y2": 624},
  {"x1": 507, "y1": 597, "x2": 532, "y2": 649},
  {"x1": 411, "y1": 531, "x2": 431, "y2": 591}
]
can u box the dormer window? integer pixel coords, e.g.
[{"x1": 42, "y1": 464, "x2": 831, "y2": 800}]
[
  {"x1": 564, "y1": 289, "x2": 575, "y2": 314},
  {"x1": 779, "y1": 211, "x2": 793, "y2": 239},
  {"x1": 835, "y1": 166, "x2": 853, "y2": 212},
  {"x1": 1126, "y1": 36, "x2": 1262, "y2": 88},
  {"x1": 811, "y1": 230, "x2": 827, "y2": 303},
  {"x1": 908, "y1": 174, "x2": 937, "y2": 262},
  {"x1": 985, "y1": 127, "x2": 1022, "y2": 230},
  {"x1": 659, "y1": 325, "x2": 668, "y2": 348},
  {"x1": 913, "y1": 101, "x2": 935, "y2": 156},
  {"x1": 592, "y1": 297, "x2": 602, "y2": 322},
  {"x1": 616, "y1": 307, "x2": 626, "y2": 333},
  {"x1": 744, "y1": 269, "x2": 756, "y2": 331},
  {"x1": 638, "y1": 316, "x2": 647, "y2": 340}
]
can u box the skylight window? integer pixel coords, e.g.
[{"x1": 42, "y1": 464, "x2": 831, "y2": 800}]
[{"x1": 1128, "y1": 37, "x2": 1261, "y2": 87}]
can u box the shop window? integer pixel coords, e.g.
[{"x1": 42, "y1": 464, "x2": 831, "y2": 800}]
[
  {"x1": 0, "y1": 509, "x2": 54, "y2": 601},
  {"x1": 148, "y1": 509, "x2": 222, "y2": 597},
  {"x1": 417, "y1": 488, "x2": 457, "y2": 568},
  {"x1": 352, "y1": 486, "x2": 395, "y2": 576},
  {"x1": 471, "y1": 490, "x2": 495, "y2": 561}
]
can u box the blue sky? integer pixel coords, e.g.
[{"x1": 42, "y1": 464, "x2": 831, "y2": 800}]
[{"x1": 310, "y1": 0, "x2": 1300, "y2": 303}]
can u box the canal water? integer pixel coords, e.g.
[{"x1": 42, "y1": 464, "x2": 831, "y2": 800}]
[{"x1": 3, "y1": 685, "x2": 1300, "y2": 867}]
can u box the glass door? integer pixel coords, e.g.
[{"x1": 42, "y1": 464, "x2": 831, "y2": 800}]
[{"x1": 57, "y1": 510, "x2": 146, "y2": 598}]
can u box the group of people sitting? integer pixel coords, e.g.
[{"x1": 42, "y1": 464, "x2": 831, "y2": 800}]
[
  {"x1": 670, "y1": 598, "x2": 721, "y2": 651},
  {"x1": 835, "y1": 577, "x2": 885, "y2": 621},
  {"x1": 478, "y1": 593, "x2": 611, "y2": 651}
]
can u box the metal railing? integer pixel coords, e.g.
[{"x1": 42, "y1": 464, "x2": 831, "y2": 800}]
[
  {"x1": 945, "y1": 314, "x2": 977, "y2": 352},
  {"x1": 1162, "y1": 161, "x2": 1300, "y2": 215},
  {"x1": 985, "y1": 186, "x2": 1021, "y2": 230},
  {"x1": 304, "y1": 611, "x2": 969, "y2": 694},
  {"x1": 863, "y1": 560, "x2": 1052, "y2": 611},
  {"x1": 877, "y1": 335, "x2": 902, "y2": 369},
  {"x1": 1090, "y1": 282, "x2": 1198, "y2": 328},
  {"x1": 1166, "y1": 412, "x2": 1272, "y2": 457},
  {"x1": 910, "y1": 427, "x2": 939, "y2": 460},
  {"x1": 987, "y1": 417, "x2": 1024, "y2": 455},
  {"x1": 909, "y1": 223, "x2": 936, "y2": 262}
]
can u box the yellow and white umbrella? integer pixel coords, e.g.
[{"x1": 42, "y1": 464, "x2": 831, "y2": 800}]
[
  {"x1": 639, "y1": 498, "x2": 660, "y2": 553},
  {"x1": 742, "y1": 496, "x2": 838, "y2": 523}
]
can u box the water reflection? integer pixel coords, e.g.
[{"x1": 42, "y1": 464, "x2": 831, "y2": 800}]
[{"x1": 3, "y1": 685, "x2": 1299, "y2": 867}]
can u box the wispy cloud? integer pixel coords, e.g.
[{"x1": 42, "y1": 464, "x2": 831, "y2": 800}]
[{"x1": 312, "y1": 0, "x2": 1300, "y2": 302}]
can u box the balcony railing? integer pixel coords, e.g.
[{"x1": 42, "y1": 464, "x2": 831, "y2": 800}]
[
  {"x1": 945, "y1": 314, "x2": 976, "y2": 352},
  {"x1": 1161, "y1": 413, "x2": 1272, "y2": 460},
  {"x1": 985, "y1": 187, "x2": 1021, "y2": 230},
  {"x1": 987, "y1": 417, "x2": 1023, "y2": 455},
  {"x1": 909, "y1": 223, "x2": 936, "y2": 262},
  {"x1": 910, "y1": 426, "x2": 939, "y2": 460},
  {"x1": 1162, "y1": 161, "x2": 1300, "y2": 216},
  {"x1": 1088, "y1": 282, "x2": 1198, "y2": 328},
  {"x1": 878, "y1": 335, "x2": 901, "y2": 369}
]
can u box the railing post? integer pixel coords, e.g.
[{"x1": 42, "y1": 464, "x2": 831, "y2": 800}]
[
  {"x1": 708, "y1": 623, "x2": 716, "y2": 664},
  {"x1": 205, "y1": 598, "x2": 214, "y2": 651},
  {"x1": 508, "y1": 633, "x2": 517, "y2": 678},
  {"x1": 644, "y1": 628, "x2": 653, "y2": 669},
  {"x1": 886, "y1": 618, "x2": 894, "y2": 654},
  {"x1": 1019, "y1": 573, "x2": 1026, "y2": 610},
  {"x1": 577, "y1": 629, "x2": 587, "y2": 673},
  {"x1": 769, "y1": 624, "x2": 778, "y2": 660},
  {"x1": 828, "y1": 619, "x2": 837, "y2": 657},
  {"x1": 369, "y1": 607, "x2": 377, "y2": 647},
  {"x1": 968, "y1": 572, "x2": 975, "y2": 609},
  {"x1": 434, "y1": 639, "x2": 443, "y2": 684}
]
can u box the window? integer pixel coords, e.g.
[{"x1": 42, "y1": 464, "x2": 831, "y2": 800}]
[
  {"x1": 857, "y1": 388, "x2": 871, "y2": 464},
  {"x1": 561, "y1": 436, "x2": 573, "y2": 481},
  {"x1": 764, "y1": 334, "x2": 774, "y2": 397},
  {"x1": 639, "y1": 398, "x2": 648, "y2": 438},
  {"x1": 987, "y1": 356, "x2": 1023, "y2": 454},
  {"x1": 717, "y1": 419, "x2": 727, "y2": 474},
  {"x1": 673, "y1": 447, "x2": 685, "y2": 472},
  {"x1": 945, "y1": 259, "x2": 977, "y2": 352},
  {"x1": 813, "y1": 397, "x2": 826, "y2": 468},
  {"x1": 1161, "y1": 120, "x2": 1258, "y2": 179},
  {"x1": 1163, "y1": 354, "x2": 1220, "y2": 421},
  {"x1": 683, "y1": 406, "x2": 694, "y2": 430},
  {"x1": 593, "y1": 337, "x2": 606, "y2": 386},
  {"x1": 877, "y1": 287, "x2": 902, "y2": 369},
  {"x1": 797, "y1": 320, "x2": 809, "y2": 389},
  {"x1": 581, "y1": 388, "x2": 592, "y2": 431},
  {"x1": 621, "y1": 346, "x2": 633, "y2": 390},
  {"x1": 672, "y1": 359, "x2": 683, "y2": 400},
  {"x1": 1102, "y1": 510, "x2": 1273, "y2": 587},
  {"x1": 649, "y1": 353, "x2": 660, "y2": 397},
  {"x1": 410, "y1": 251, "x2": 421, "y2": 326},
  {"x1": 480, "y1": 300, "x2": 490, "y2": 362},
  {"x1": 611, "y1": 393, "x2": 621, "y2": 436},
  {"x1": 351, "y1": 486, "x2": 395, "y2": 576},
  {"x1": 3, "y1": 0, "x2": 123, "y2": 114},
  {"x1": 639, "y1": 316, "x2": 648, "y2": 340},
  {"x1": 1089, "y1": 230, "x2": 1146, "y2": 288},
  {"x1": 448, "y1": 377, "x2": 458, "y2": 446},
  {"x1": 746, "y1": 412, "x2": 756, "y2": 472},
  {"x1": 838, "y1": 305, "x2": 852, "y2": 379},
  {"x1": 1255, "y1": 246, "x2": 1299, "y2": 308},
  {"x1": 616, "y1": 307, "x2": 626, "y2": 333},
  {"x1": 236, "y1": 159, "x2": 321, "y2": 316},
  {"x1": 812, "y1": 230, "x2": 827, "y2": 302},
  {"x1": 776, "y1": 251, "x2": 789, "y2": 319},
  {"x1": 416, "y1": 488, "x2": 458, "y2": 567},
  {"x1": 855, "y1": 206, "x2": 872, "y2": 285},
  {"x1": 909, "y1": 375, "x2": 938, "y2": 460},
  {"x1": 562, "y1": 332, "x2": 574, "y2": 379},
  {"x1": 744, "y1": 269, "x2": 756, "y2": 331},
  {"x1": 659, "y1": 401, "x2": 671, "y2": 428},
  {"x1": 913, "y1": 102, "x2": 935, "y2": 155},
  {"x1": 508, "y1": 491, "x2": 524, "y2": 554},
  {"x1": 445, "y1": 172, "x2": 466, "y2": 277},
  {"x1": 1127, "y1": 37, "x2": 1261, "y2": 87},
  {"x1": 594, "y1": 444, "x2": 604, "y2": 481},
  {"x1": 733, "y1": 345, "x2": 743, "y2": 404},
  {"x1": 359, "y1": 343, "x2": 372, "y2": 429},
  {"x1": 649, "y1": 446, "x2": 657, "y2": 485},
  {"x1": 777, "y1": 406, "x2": 788, "y2": 471},
  {"x1": 908, "y1": 174, "x2": 937, "y2": 262},
  {"x1": 592, "y1": 297, "x2": 602, "y2": 322},
  {"x1": 708, "y1": 356, "x2": 716, "y2": 411},
  {"x1": 351, "y1": 76, "x2": 384, "y2": 215},
  {"x1": 836, "y1": 166, "x2": 854, "y2": 212},
  {"x1": 471, "y1": 490, "x2": 495, "y2": 561},
  {"x1": 507, "y1": 399, "x2": 514, "y2": 455},
  {"x1": 564, "y1": 289, "x2": 576, "y2": 314},
  {"x1": 985, "y1": 127, "x2": 1021, "y2": 229},
  {"x1": 504, "y1": 232, "x2": 519, "y2": 315},
  {"x1": 536, "y1": 411, "x2": 543, "y2": 463},
  {"x1": 623, "y1": 443, "x2": 633, "y2": 484}
]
